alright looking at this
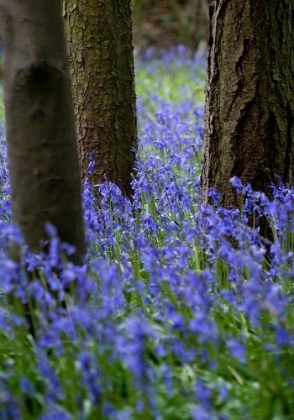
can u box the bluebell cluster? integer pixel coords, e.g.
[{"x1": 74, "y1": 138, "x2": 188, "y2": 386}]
[{"x1": 0, "y1": 50, "x2": 294, "y2": 419}]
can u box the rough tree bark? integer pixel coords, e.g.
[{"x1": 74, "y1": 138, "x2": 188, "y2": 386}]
[
  {"x1": 64, "y1": 0, "x2": 137, "y2": 198},
  {"x1": 0, "y1": 0, "x2": 85, "y2": 263},
  {"x1": 201, "y1": 1, "x2": 294, "y2": 208}
]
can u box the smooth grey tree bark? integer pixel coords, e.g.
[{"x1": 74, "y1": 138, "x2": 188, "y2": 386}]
[
  {"x1": 0, "y1": 0, "x2": 85, "y2": 264},
  {"x1": 201, "y1": 1, "x2": 294, "y2": 210}
]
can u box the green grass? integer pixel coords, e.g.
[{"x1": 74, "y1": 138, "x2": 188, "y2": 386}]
[{"x1": 135, "y1": 56, "x2": 205, "y2": 106}]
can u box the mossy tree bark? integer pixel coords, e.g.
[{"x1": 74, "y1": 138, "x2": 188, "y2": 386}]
[
  {"x1": 64, "y1": 0, "x2": 137, "y2": 198},
  {"x1": 201, "y1": 1, "x2": 294, "y2": 208},
  {"x1": 0, "y1": 0, "x2": 85, "y2": 264}
]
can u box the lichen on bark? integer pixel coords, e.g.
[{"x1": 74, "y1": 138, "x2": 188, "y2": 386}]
[{"x1": 64, "y1": 0, "x2": 137, "y2": 198}]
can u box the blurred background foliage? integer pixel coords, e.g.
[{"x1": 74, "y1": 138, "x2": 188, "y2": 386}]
[
  {"x1": 0, "y1": 1, "x2": 209, "y2": 79},
  {"x1": 132, "y1": 0, "x2": 209, "y2": 54}
]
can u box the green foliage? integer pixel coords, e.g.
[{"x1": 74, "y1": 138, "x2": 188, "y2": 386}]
[{"x1": 135, "y1": 56, "x2": 205, "y2": 105}]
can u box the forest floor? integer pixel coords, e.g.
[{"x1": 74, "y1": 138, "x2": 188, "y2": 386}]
[{"x1": 0, "y1": 50, "x2": 294, "y2": 419}]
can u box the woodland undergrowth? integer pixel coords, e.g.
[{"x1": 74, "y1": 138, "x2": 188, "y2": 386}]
[{"x1": 0, "y1": 46, "x2": 293, "y2": 420}]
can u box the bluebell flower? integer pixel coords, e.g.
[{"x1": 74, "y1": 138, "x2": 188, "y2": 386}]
[
  {"x1": 20, "y1": 377, "x2": 35, "y2": 396},
  {"x1": 195, "y1": 123, "x2": 204, "y2": 139},
  {"x1": 0, "y1": 402, "x2": 21, "y2": 420},
  {"x1": 141, "y1": 213, "x2": 158, "y2": 237},
  {"x1": 39, "y1": 409, "x2": 72, "y2": 420},
  {"x1": 273, "y1": 325, "x2": 291, "y2": 347},
  {"x1": 77, "y1": 351, "x2": 101, "y2": 405},
  {"x1": 230, "y1": 176, "x2": 244, "y2": 194},
  {"x1": 2, "y1": 223, "x2": 24, "y2": 245},
  {"x1": 195, "y1": 380, "x2": 212, "y2": 410},
  {"x1": 207, "y1": 188, "x2": 221, "y2": 206},
  {"x1": 192, "y1": 406, "x2": 211, "y2": 420},
  {"x1": 227, "y1": 338, "x2": 246, "y2": 363}
]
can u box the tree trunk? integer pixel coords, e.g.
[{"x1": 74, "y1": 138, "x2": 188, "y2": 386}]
[
  {"x1": 0, "y1": 0, "x2": 85, "y2": 264},
  {"x1": 201, "y1": 0, "x2": 294, "y2": 208},
  {"x1": 64, "y1": 0, "x2": 137, "y2": 198}
]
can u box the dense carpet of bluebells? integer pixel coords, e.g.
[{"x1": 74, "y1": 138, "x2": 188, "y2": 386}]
[{"x1": 1, "y1": 47, "x2": 294, "y2": 419}]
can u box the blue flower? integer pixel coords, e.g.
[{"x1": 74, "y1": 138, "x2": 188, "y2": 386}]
[
  {"x1": 227, "y1": 338, "x2": 246, "y2": 363},
  {"x1": 230, "y1": 176, "x2": 244, "y2": 194}
]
